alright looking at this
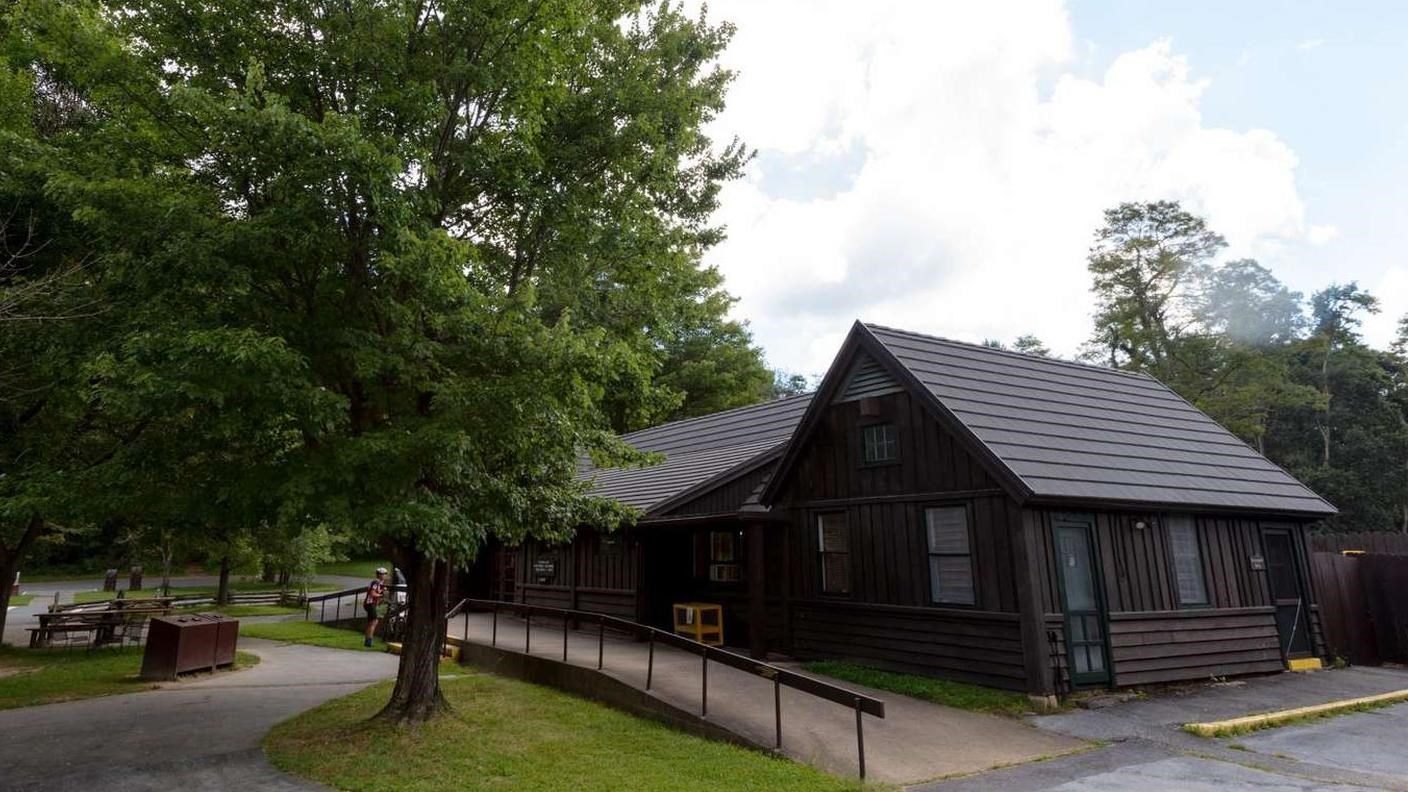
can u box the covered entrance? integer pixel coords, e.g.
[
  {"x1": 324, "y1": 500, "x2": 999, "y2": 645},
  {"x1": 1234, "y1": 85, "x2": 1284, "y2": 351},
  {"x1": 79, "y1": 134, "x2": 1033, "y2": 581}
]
[{"x1": 636, "y1": 516, "x2": 777, "y2": 658}]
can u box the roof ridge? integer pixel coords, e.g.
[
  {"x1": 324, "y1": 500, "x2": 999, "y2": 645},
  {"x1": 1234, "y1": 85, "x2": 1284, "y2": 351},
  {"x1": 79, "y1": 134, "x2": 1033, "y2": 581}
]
[
  {"x1": 620, "y1": 392, "x2": 814, "y2": 442},
  {"x1": 863, "y1": 322, "x2": 1156, "y2": 382}
]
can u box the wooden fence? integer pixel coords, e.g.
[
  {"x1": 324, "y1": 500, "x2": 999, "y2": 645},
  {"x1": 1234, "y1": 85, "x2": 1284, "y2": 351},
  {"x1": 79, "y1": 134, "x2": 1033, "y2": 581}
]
[
  {"x1": 1311, "y1": 551, "x2": 1408, "y2": 665},
  {"x1": 1311, "y1": 531, "x2": 1408, "y2": 555}
]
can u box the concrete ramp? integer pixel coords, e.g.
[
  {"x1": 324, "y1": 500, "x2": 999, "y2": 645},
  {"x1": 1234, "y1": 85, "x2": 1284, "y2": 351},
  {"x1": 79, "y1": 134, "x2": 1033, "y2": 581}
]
[{"x1": 449, "y1": 611, "x2": 1085, "y2": 785}]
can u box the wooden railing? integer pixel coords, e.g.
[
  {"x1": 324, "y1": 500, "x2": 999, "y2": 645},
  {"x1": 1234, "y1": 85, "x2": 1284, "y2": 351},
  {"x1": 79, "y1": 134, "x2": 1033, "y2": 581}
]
[{"x1": 449, "y1": 597, "x2": 885, "y2": 779}]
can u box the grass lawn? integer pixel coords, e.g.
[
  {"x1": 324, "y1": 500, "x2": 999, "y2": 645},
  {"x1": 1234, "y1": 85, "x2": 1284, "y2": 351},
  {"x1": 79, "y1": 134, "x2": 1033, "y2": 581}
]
[
  {"x1": 200, "y1": 604, "x2": 306, "y2": 618},
  {"x1": 316, "y1": 558, "x2": 391, "y2": 580},
  {"x1": 265, "y1": 671, "x2": 868, "y2": 792},
  {"x1": 803, "y1": 661, "x2": 1032, "y2": 716},
  {"x1": 0, "y1": 646, "x2": 260, "y2": 710},
  {"x1": 240, "y1": 620, "x2": 383, "y2": 652},
  {"x1": 7, "y1": 594, "x2": 33, "y2": 606}
]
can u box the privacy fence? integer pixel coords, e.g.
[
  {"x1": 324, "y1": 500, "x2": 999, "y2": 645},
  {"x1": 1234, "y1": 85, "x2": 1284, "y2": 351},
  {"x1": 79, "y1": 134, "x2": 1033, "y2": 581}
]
[{"x1": 1310, "y1": 531, "x2": 1408, "y2": 665}]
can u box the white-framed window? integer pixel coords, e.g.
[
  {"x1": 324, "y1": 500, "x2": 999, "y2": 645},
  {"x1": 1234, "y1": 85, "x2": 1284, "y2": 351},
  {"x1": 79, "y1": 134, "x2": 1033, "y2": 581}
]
[
  {"x1": 861, "y1": 423, "x2": 898, "y2": 463},
  {"x1": 817, "y1": 512, "x2": 851, "y2": 595},
  {"x1": 926, "y1": 505, "x2": 975, "y2": 605},
  {"x1": 1166, "y1": 514, "x2": 1209, "y2": 606}
]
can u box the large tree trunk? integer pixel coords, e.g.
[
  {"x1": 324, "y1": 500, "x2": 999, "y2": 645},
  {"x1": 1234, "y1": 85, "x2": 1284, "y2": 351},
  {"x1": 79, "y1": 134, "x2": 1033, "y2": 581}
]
[
  {"x1": 216, "y1": 556, "x2": 232, "y2": 605},
  {"x1": 0, "y1": 517, "x2": 46, "y2": 644},
  {"x1": 376, "y1": 545, "x2": 451, "y2": 724}
]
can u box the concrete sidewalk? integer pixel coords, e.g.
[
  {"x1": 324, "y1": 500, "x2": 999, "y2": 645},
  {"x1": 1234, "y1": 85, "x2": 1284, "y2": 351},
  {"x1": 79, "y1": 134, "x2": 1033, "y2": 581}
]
[
  {"x1": 0, "y1": 637, "x2": 399, "y2": 791},
  {"x1": 447, "y1": 610, "x2": 1084, "y2": 785}
]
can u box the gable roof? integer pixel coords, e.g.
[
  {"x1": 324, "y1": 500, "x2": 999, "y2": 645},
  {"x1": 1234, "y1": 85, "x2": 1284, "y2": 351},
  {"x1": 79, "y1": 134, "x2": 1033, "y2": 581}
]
[
  {"x1": 578, "y1": 393, "x2": 812, "y2": 515},
  {"x1": 761, "y1": 322, "x2": 1335, "y2": 517}
]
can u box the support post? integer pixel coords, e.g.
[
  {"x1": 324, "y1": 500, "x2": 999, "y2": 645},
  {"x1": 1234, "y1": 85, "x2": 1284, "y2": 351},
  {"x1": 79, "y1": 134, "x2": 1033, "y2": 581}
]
[
  {"x1": 597, "y1": 621, "x2": 605, "y2": 669},
  {"x1": 747, "y1": 523, "x2": 768, "y2": 659},
  {"x1": 701, "y1": 648, "x2": 709, "y2": 717},
  {"x1": 525, "y1": 614, "x2": 531, "y2": 654},
  {"x1": 491, "y1": 604, "x2": 498, "y2": 646},
  {"x1": 646, "y1": 634, "x2": 654, "y2": 690},
  {"x1": 855, "y1": 697, "x2": 866, "y2": 780},
  {"x1": 774, "y1": 675, "x2": 783, "y2": 749},
  {"x1": 463, "y1": 610, "x2": 468, "y2": 643},
  {"x1": 563, "y1": 615, "x2": 569, "y2": 662}
]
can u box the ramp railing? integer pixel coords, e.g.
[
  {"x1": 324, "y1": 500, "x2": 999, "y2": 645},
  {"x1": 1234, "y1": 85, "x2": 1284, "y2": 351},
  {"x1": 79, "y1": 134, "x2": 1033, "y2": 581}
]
[{"x1": 448, "y1": 597, "x2": 885, "y2": 779}]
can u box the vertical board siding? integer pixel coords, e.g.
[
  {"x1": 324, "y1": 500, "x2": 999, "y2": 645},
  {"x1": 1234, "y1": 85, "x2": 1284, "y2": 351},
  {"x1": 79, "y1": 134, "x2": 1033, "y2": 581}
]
[
  {"x1": 766, "y1": 389, "x2": 1030, "y2": 687},
  {"x1": 518, "y1": 529, "x2": 639, "y2": 617},
  {"x1": 664, "y1": 462, "x2": 777, "y2": 517},
  {"x1": 1031, "y1": 506, "x2": 1321, "y2": 688}
]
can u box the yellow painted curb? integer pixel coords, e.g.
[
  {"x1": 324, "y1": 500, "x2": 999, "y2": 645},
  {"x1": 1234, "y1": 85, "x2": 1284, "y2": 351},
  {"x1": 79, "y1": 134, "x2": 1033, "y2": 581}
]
[
  {"x1": 1287, "y1": 657, "x2": 1323, "y2": 672},
  {"x1": 385, "y1": 641, "x2": 403, "y2": 655},
  {"x1": 382, "y1": 641, "x2": 459, "y2": 660},
  {"x1": 1184, "y1": 688, "x2": 1408, "y2": 737}
]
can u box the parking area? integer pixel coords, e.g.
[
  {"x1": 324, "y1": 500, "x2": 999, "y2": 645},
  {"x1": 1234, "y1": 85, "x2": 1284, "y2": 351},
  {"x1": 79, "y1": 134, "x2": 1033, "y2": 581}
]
[{"x1": 918, "y1": 667, "x2": 1408, "y2": 791}]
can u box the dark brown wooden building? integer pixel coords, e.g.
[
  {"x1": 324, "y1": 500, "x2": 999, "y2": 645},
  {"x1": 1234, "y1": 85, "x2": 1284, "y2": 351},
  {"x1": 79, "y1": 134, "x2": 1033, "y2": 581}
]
[{"x1": 480, "y1": 322, "x2": 1336, "y2": 697}]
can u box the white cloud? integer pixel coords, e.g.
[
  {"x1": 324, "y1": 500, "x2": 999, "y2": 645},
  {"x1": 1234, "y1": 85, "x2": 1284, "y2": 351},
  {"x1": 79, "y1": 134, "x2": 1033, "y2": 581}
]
[
  {"x1": 1297, "y1": 38, "x2": 1325, "y2": 51},
  {"x1": 697, "y1": 1, "x2": 1326, "y2": 374}
]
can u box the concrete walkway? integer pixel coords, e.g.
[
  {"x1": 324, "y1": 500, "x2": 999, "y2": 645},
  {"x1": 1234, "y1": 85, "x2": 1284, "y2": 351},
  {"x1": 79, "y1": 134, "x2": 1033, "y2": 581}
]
[
  {"x1": 0, "y1": 637, "x2": 399, "y2": 791},
  {"x1": 447, "y1": 610, "x2": 1084, "y2": 785}
]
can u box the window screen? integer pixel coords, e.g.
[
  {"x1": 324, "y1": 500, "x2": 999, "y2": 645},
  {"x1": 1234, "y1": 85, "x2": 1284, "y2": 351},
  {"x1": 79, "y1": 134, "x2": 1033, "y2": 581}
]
[
  {"x1": 862, "y1": 424, "x2": 898, "y2": 463},
  {"x1": 1167, "y1": 514, "x2": 1208, "y2": 606},
  {"x1": 926, "y1": 506, "x2": 974, "y2": 605},
  {"x1": 817, "y1": 512, "x2": 850, "y2": 595}
]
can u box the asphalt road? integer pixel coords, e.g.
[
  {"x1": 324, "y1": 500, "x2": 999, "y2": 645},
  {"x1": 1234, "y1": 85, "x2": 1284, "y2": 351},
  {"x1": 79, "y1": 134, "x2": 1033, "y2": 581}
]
[{"x1": 921, "y1": 667, "x2": 1408, "y2": 791}]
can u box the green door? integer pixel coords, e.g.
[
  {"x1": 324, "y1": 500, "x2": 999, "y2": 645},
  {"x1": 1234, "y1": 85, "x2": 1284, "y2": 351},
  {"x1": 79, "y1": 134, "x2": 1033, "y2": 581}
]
[{"x1": 1054, "y1": 515, "x2": 1110, "y2": 687}]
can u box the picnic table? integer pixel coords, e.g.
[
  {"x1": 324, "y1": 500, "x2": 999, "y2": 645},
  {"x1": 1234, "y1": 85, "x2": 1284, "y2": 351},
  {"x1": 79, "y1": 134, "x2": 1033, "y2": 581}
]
[{"x1": 28, "y1": 606, "x2": 171, "y2": 648}]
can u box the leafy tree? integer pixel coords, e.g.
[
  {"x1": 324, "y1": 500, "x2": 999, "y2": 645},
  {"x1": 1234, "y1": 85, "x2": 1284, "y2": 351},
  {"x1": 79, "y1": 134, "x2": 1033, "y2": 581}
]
[
  {"x1": 1085, "y1": 200, "x2": 1226, "y2": 377},
  {"x1": 12, "y1": 0, "x2": 747, "y2": 721},
  {"x1": 1012, "y1": 334, "x2": 1052, "y2": 358},
  {"x1": 651, "y1": 316, "x2": 773, "y2": 427},
  {"x1": 1192, "y1": 259, "x2": 1305, "y2": 345},
  {"x1": 1307, "y1": 283, "x2": 1380, "y2": 467},
  {"x1": 771, "y1": 370, "x2": 811, "y2": 398}
]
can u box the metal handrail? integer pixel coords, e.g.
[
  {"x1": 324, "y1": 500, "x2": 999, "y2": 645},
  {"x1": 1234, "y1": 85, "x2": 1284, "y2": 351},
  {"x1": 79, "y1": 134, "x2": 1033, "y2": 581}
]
[
  {"x1": 448, "y1": 596, "x2": 884, "y2": 779},
  {"x1": 305, "y1": 584, "x2": 407, "y2": 626}
]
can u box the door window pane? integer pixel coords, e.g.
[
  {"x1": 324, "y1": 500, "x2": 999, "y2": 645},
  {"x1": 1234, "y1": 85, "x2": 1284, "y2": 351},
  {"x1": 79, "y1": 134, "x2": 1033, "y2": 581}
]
[
  {"x1": 1057, "y1": 526, "x2": 1096, "y2": 612},
  {"x1": 1166, "y1": 515, "x2": 1209, "y2": 606},
  {"x1": 926, "y1": 506, "x2": 975, "y2": 605}
]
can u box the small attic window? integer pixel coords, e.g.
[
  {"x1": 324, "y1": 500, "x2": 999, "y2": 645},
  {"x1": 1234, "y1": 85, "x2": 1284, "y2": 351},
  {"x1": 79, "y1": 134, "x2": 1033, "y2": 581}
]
[{"x1": 862, "y1": 423, "x2": 898, "y2": 464}]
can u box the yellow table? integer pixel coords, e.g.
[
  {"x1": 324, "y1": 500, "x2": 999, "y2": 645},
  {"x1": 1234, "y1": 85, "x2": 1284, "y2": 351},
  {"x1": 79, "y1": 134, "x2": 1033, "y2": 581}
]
[{"x1": 672, "y1": 602, "x2": 724, "y2": 646}]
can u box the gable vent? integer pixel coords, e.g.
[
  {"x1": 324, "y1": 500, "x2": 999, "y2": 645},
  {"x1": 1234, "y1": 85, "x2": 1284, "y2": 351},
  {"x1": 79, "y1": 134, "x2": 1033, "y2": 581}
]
[{"x1": 833, "y1": 352, "x2": 903, "y2": 403}]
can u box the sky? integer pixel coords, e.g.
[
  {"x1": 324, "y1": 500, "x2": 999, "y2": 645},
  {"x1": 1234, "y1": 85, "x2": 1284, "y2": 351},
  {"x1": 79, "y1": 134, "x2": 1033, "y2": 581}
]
[{"x1": 692, "y1": 0, "x2": 1408, "y2": 376}]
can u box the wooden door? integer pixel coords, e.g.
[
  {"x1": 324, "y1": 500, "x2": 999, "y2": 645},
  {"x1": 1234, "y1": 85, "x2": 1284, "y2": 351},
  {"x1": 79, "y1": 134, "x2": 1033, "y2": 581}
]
[
  {"x1": 1262, "y1": 526, "x2": 1312, "y2": 657},
  {"x1": 1053, "y1": 514, "x2": 1111, "y2": 687}
]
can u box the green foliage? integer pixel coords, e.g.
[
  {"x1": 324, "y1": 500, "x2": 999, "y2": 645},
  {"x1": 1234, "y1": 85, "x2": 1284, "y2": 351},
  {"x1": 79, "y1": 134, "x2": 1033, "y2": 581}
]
[
  {"x1": 265, "y1": 672, "x2": 865, "y2": 792},
  {"x1": 1082, "y1": 201, "x2": 1408, "y2": 530},
  {"x1": 803, "y1": 660, "x2": 1031, "y2": 716}
]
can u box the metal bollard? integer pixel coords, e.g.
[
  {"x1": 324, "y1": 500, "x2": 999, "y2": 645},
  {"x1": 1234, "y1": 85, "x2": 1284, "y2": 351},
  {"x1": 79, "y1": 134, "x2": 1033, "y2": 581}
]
[
  {"x1": 646, "y1": 634, "x2": 654, "y2": 690},
  {"x1": 597, "y1": 621, "x2": 605, "y2": 670},
  {"x1": 563, "y1": 616, "x2": 569, "y2": 662},
  {"x1": 492, "y1": 605, "x2": 498, "y2": 646}
]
